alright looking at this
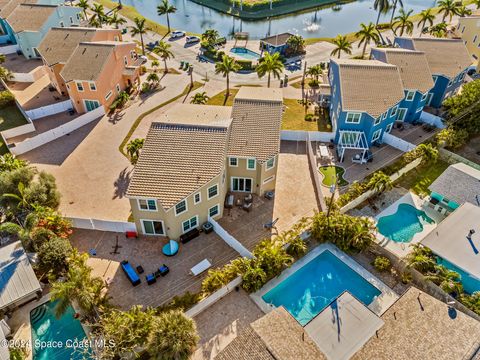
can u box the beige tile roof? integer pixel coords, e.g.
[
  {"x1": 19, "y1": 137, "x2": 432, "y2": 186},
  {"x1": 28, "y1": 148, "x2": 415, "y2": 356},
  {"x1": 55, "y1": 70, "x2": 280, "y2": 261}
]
[
  {"x1": 6, "y1": 4, "x2": 56, "y2": 32},
  {"x1": 373, "y1": 48, "x2": 434, "y2": 93},
  {"x1": 215, "y1": 307, "x2": 326, "y2": 360},
  {"x1": 60, "y1": 41, "x2": 133, "y2": 82},
  {"x1": 333, "y1": 59, "x2": 405, "y2": 118},
  {"x1": 126, "y1": 122, "x2": 230, "y2": 210},
  {"x1": 157, "y1": 103, "x2": 232, "y2": 128},
  {"x1": 38, "y1": 27, "x2": 98, "y2": 66},
  {"x1": 260, "y1": 32, "x2": 294, "y2": 46},
  {"x1": 352, "y1": 287, "x2": 480, "y2": 360},
  {"x1": 228, "y1": 87, "x2": 283, "y2": 162},
  {"x1": 0, "y1": 0, "x2": 36, "y2": 19},
  {"x1": 410, "y1": 38, "x2": 472, "y2": 78}
]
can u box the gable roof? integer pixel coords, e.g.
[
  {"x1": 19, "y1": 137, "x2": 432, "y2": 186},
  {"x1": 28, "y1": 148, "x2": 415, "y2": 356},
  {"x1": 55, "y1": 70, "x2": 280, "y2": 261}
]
[
  {"x1": 351, "y1": 287, "x2": 480, "y2": 360},
  {"x1": 260, "y1": 32, "x2": 294, "y2": 46},
  {"x1": 0, "y1": 241, "x2": 41, "y2": 311},
  {"x1": 126, "y1": 121, "x2": 231, "y2": 210},
  {"x1": 38, "y1": 27, "x2": 98, "y2": 66},
  {"x1": 402, "y1": 37, "x2": 472, "y2": 78},
  {"x1": 60, "y1": 41, "x2": 133, "y2": 82},
  {"x1": 228, "y1": 87, "x2": 283, "y2": 162},
  {"x1": 332, "y1": 59, "x2": 405, "y2": 118},
  {"x1": 428, "y1": 163, "x2": 480, "y2": 205},
  {"x1": 372, "y1": 48, "x2": 434, "y2": 93},
  {"x1": 215, "y1": 307, "x2": 326, "y2": 360},
  {"x1": 0, "y1": 0, "x2": 36, "y2": 20},
  {"x1": 6, "y1": 3, "x2": 56, "y2": 32}
]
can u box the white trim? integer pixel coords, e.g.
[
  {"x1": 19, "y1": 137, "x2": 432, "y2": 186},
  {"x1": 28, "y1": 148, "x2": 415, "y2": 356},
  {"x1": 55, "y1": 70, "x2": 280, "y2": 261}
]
[
  {"x1": 231, "y1": 177, "x2": 254, "y2": 192},
  {"x1": 373, "y1": 116, "x2": 381, "y2": 126},
  {"x1": 263, "y1": 175, "x2": 275, "y2": 184},
  {"x1": 345, "y1": 112, "x2": 361, "y2": 124},
  {"x1": 390, "y1": 105, "x2": 399, "y2": 117},
  {"x1": 137, "y1": 198, "x2": 157, "y2": 211},
  {"x1": 194, "y1": 192, "x2": 201, "y2": 205},
  {"x1": 207, "y1": 183, "x2": 219, "y2": 200},
  {"x1": 182, "y1": 215, "x2": 199, "y2": 233},
  {"x1": 385, "y1": 122, "x2": 393, "y2": 134},
  {"x1": 247, "y1": 158, "x2": 256, "y2": 170},
  {"x1": 76, "y1": 82, "x2": 84, "y2": 92},
  {"x1": 208, "y1": 204, "x2": 220, "y2": 218},
  {"x1": 405, "y1": 90, "x2": 415, "y2": 101},
  {"x1": 174, "y1": 199, "x2": 188, "y2": 216},
  {"x1": 421, "y1": 92, "x2": 428, "y2": 102},
  {"x1": 229, "y1": 157, "x2": 238, "y2": 167},
  {"x1": 140, "y1": 219, "x2": 166, "y2": 236},
  {"x1": 396, "y1": 107, "x2": 407, "y2": 121},
  {"x1": 372, "y1": 129, "x2": 382, "y2": 142},
  {"x1": 265, "y1": 156, "x2": 275, "y2": 170},
  {"x1": 88, "y1": 81, "x2": 96, "y2": 91},
  {"x1": 105, "y1": 90, "x2": 112, "y2": 100}
]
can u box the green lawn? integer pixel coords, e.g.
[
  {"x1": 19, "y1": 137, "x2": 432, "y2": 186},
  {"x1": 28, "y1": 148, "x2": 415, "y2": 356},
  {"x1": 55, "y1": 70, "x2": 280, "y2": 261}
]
[
  {"x1": 282, "y1": 98, "x2": 331, "y2": 132},
  {"x1": 319, "y1": 165, "x2": 349, "y2": 187},
  {"x1": 0, "y1": 104, "x2": 28, "y2": 154},
  {"x1": 206, "y1": 89, "x2": 239, "y2": 106},
  {"x1": 395, "y1": 160, "x2": 450, "y2": 197}
]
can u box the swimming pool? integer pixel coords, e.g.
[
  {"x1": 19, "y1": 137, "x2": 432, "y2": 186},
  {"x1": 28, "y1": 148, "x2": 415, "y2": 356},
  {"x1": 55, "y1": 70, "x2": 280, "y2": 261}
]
[
  {"x1": 230, "y1": 47, "x2": 261, "y2": 60},
  {"x1": 438, "y1": 258, "x2": 480, "y2": 295},
  {"x1": 31, "y1": 301, "x2": 93, "y2": 360},
  {"x1": 261, "y1": 250, "x2": 381, "y2": 326},
  {"x1": 377, "y1": 203, "x2": 435, "y2": 243}
]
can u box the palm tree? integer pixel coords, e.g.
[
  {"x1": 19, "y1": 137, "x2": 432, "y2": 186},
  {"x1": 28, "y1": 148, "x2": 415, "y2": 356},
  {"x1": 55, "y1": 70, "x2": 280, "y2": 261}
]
[
  {"x1": 147, "y1": 310, "x2": 199, "y2": 360},
  {"x1": 330, "y1": 35, "x2": 352, "y2": 59},
  {"x1": 374, "y1": 0, "x2": 391, "y2": 27},
  {"x1": 108, "y1": 11, "x2": 127, "y2": 29},
  {"x1": 417, "y1": 9, "x2": 435, "y2": 37},
  {"x1": 429, "y1": 22, "x2": 448, "y2": 38},
  {"x1": 153, "y1": 41, "x2": 174, "y2": 73},
  {"x1": 426, "y1": 265, "x2": 463, "y2": 295},
  {"x1": 0, "y1": 154, "x2": 28, "y2": 172},
  {"x1": 215, "y1": 55, "x2": 240, "y2": 97},
  {"x1": 151, "y1": 59, "x2": 160, "y2": 72},
  {"x1": 406, "y1": 244, "x2": 436, "y2": 272},
  {"x1": 77, "y1": 0, "x2": 89, "y2": 21},
  {"x1": 438, "y1": 0, "x2": 460, "y2": 22},
  {"x1": 306, "y1": 64, "x2": 322, "y2": 82},
  {"x1": 130, "y1": 17, "x2": 150, "y2": 55},
  {"x1": 190, "y1": 91, "x2": 209, "y2": 105},
  {"x1": 201, "y1": 29, "x2": 219, "y2": 45},
  {"x1": 355, "y1": 22, "x2": 380, "y2": 59},
  {"x1": 126, "y1": 138, "x2": 144, "y2": 164},
  {"x1": 367, "y1": 171, "x2": 393, "y2": 193},
  {"x1": 90, "y1": 3, "x2": 105, "y2": 26},
  {"x1": 157, "y1": 0, "x2": 177, "y2": 33},
  {"x1": 457, "y1": 5, "x2": 472, "y2": 17},
  {"x1": 392, "y1": 8, "x2": 414, "y2": 36},
  {"x1": 256, "y1": 52, "x2": 284, "y2": 87},
  {"x1": 388, "y1": 0, "x2": 404, "y2": 29},
  {"x1": 146, "y1": 72, "x2": 159, "y2": 85},
  {"x1": 285, "y1": 34, "x2": 305, "y2": 56},
  {"x1": 473, "y1": 0, "x2": 480, "y2": 9}
]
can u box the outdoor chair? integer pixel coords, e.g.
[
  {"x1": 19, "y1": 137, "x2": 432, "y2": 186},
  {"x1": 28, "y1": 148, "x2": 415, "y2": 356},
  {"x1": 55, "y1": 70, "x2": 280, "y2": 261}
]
[
  {"x1": 146, "y1": 273, "x2": 156, "y2": 285},
  {"x1": 121, "y1": 260, "x2": 141, "y2": 286},
  {"x1": 264, "y1": 218, "x2": 279, "y2": 230},
  {"x1": 242, "y1": 202, "x2": 252, "y2": 212},
  {"x1": 159, "y1": 264, "x2": 170, "y2": 276},
  {"x1": 244, "y1": 194, "x2": 253, "y2": 204}
]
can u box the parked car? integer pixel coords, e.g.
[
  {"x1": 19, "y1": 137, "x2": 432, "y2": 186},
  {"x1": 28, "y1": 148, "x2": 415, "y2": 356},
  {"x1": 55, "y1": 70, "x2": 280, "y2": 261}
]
[
  {"x1": 185, "y1": 36, "x2": 200, "y2": 44},
  {"x1": 170, "y1": 30, "x2": 186, "y2": 39},
  {"x1": 139, "y1": 55, "x2": 148, "y2": 64}
]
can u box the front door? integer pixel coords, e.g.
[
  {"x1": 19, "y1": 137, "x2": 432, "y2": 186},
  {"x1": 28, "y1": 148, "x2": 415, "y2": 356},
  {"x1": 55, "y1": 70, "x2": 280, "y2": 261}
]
[
  {"x1": 232, "y1": 177, "x2": 252, "y2": 192},
  {"x1": 84, "y1": 99, "x2": 100, "y2": 112}
]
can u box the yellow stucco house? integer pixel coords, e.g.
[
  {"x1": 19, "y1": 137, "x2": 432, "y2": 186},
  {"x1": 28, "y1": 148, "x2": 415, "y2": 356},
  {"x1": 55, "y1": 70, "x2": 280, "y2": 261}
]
[{"x1": 456, "y1": 11, "x2": 480, "y2": 70}]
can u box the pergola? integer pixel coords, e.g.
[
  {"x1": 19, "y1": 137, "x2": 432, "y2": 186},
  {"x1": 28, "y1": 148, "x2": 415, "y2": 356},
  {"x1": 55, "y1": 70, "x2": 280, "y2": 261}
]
[{"x1": 337, "y1": 130, "x2": 369, "y2": 163}]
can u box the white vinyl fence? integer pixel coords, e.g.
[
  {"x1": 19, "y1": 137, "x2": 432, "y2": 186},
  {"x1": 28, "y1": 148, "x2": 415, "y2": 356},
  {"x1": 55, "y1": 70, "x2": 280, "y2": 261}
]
[
  {"x1": 420, "y1": 111, "x2": 445, "y2": 129},
  {"x1": 26, "y1": 99, "x2": 73, "y2": 120},
  {"x1": 68, "y1": 217, "x2": 137, "y2": 233},
  {"x1": 1, "y1": 122, "x2": 35, "y2": 139},
  {"x1": 280, "y1": 130, "x2": 334, "y2": 142},
  {"x1": 10, "y1": 67, "x2": 45, "y2": 83},
  {"x1": 382, "y1": 133, "x2": 416, "y2": 152},
  {"x1": 0, "y1": 44, "x2": 19, "y2": 55},
  {"x1": 306, "y1": 133, "x2": 327, "y2": 212},
  {"x1": 208, "y1": 217, "x2": 252, "y2": 258},
  {"x1": 10, "y1": 106, "x2": 105, "y2": 155}
]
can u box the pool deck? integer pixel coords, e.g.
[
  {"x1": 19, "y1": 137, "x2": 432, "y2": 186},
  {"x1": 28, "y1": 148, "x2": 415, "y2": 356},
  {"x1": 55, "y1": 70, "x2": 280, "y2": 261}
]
[
  {"x1": 373, "y1": 192, "x2": 443, "y2": 258},
  {"x1": 250, "y1": 244, "x2": 398, "y2": 319}
]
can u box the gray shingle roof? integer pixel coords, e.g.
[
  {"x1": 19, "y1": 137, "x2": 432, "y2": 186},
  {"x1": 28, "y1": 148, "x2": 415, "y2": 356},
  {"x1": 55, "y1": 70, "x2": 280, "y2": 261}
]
[
  {"x1": 6, "y1": 4, "x2": 56, "y2": 32},
  {"x1": 260, "y1": 32, "x2": 294, "y2": 46},
  {"x1": 0, "y1": 0, "x2": 36, "y2": 20}
]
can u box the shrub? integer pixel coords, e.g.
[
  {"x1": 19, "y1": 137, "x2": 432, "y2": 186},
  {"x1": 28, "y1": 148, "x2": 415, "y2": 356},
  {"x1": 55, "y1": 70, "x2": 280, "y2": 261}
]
[
  {"x1": 401, "y1": 272, "x2": 413, "y2": 284},
  {"x1": 236, "y1": 59, "x2": 253, "y2": 71},
  {"x1": 304, "y1": 113, "x2": 314, "y2": 121},
  {"x1": 157, "y1": 292, "x2": 202, "y2": 312},
  {"x1": 37, "y1": 237, "x2": 72, "y2": 274},
  {"x1": 373, "y1": 256, "x2": 391, "y2": 272},
  {"x1": 308, "y1": 79, "x2": 319, "y2": 88},
  {"x1": 0, "y1": 90, "x2": 15, "y2": 108},
  {"x1": 459, "y1": 292, "x2": 480, "y2": 315},
  {"x1": 436, "y1": 128, "x2": 469, "y2": 149}
]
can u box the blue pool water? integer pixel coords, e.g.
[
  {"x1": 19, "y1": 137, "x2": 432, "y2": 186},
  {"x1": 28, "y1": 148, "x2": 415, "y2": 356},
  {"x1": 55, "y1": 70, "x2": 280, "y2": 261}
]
[
  {"x1": 31, "y1": 301, "x2": 93, "y2": 360},
  {"x1": 230, "y1": 47, "x2": 261, "y2": 60},
  {"x1": 262, "y1": 250, "x2": 381, "y2": 326},
  {"x1": 377, "y1": 203, "x2": 435, "y2": 243},
  {"x1": 438, "y1": 258, "x2": 480, "y2": 295}
]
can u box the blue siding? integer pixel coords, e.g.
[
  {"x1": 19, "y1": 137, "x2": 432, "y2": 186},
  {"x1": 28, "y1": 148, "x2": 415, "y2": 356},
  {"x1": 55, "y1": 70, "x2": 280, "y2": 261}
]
[
  {"x1": 398, "y1": 90, "x2": 427, "y2": 123},
  {"x1": 427, "y1": 73, "x2": 466, "y2": 108},
  {"x1": 0, "y1": 19, "x2": 16, "y2": 45}
]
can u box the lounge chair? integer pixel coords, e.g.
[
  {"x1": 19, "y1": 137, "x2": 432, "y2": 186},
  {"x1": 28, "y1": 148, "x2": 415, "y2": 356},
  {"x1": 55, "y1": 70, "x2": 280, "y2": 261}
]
[
  {"x1": 190, "y1": 259, "x2": 211, "y2": 276},
  {"x1": 121, "y1": 260, "x2": 141, "y2": 286}
]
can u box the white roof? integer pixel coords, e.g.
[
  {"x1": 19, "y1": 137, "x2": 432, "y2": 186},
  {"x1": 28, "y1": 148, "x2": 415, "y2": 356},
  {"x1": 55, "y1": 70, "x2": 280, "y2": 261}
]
[
  {"x1": 304, "y1": 292, "x2": 384, "y2": 360},
  {"x1": 0, "y1": 241, "x2": 41, "y2": 310},
  {"x1": 0, "y1": 326, "x2": 9, "y2": 360},
  {"x1": 422, "y1": 202, "x2": 480, "y2": 280}
]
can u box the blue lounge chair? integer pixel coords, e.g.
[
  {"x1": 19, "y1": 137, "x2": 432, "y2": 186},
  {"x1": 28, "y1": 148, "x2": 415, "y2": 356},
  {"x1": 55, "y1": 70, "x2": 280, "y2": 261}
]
[
  {"x1": 159, "y1": 264, "x2": 169, "y2": 276},
  {"x1": 121, "y1": 260, "x2": 141, "y2": 286}
]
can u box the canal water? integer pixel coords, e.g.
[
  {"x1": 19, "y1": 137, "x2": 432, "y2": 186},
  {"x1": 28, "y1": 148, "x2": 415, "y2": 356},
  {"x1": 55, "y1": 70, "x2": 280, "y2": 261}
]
[{"x1": 120, "y1": 0, "x2": 437, "y2": 39}]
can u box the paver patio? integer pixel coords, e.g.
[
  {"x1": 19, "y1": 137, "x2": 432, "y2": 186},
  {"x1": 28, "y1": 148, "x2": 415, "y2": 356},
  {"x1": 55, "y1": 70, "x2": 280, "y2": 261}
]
[{"x1": 70, "y1": 228, "x2": 239, "y2": 309}]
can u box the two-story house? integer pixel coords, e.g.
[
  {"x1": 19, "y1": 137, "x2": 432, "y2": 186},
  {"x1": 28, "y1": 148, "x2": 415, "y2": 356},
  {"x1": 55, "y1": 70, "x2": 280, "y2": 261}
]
[
  {"x1": 370, "y1": 48, "x2": 434, "y2": 123},
  {"x1": 394, "y1": 37, "x2": 472, "y2": 108},
  {"x1": 329, "y1": 59, "x2": 405, "y2": 162},
  {"x1": 5, "y1": 3, "x2": 82, "y2": 59},
  {"x1": 0, "y1": 0, "x2": 35, "y2": 45},
  {"x1": 38, "y1": 27, "x2": 122, "y2": 96},
  {"x1": 456, "y1": 11, "x2": 480, "y2": 72},
  {"x1": 60, "y1": 41, "x2": 140, "y2": 113},
  {"x1": 126, "y1": 87, "x2": 283, "y2": 239}
]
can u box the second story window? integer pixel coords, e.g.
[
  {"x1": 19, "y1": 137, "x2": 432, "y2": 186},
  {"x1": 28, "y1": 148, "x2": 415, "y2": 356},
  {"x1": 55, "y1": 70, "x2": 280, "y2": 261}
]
[
  {"x1": 175, "y1": 200, "x2": 187, "y2": 216},
  {"x1": 76, "y1": 82, "x2": 84, "y2": 91},
  {"x1": 266, "y1": 157, "x2": 275, "y2": 170},
  {"x1": 124, "y1": 56, "x2": 128, "y2": 66},
  {"x1": 374, "y1": 116, "x2": 381, "y2": 126},
  {"x1": 208, "y1": 184, "x2": 218, "y2": 200},
  {"x1": 247, "y1": 158, "x2": 256, "y2": 170},
  {"x1": 89, "y1": 82, "x2": 96, "y2": 91},
  {"x1": 59, "y1": 21, "x2": 64, "y2": 27},
  {"x1": 229, "y1": 157, "x2": 238, "y2": 167},
  {"x1": 138, "y1": 199, "x2": 157, "y2": 211},
  {"x1": 345, "y1": 112, "x2": 361, "y2": 124},
  {"x1": 69, "y1": 16, "x2": 73, "y2": 24},
  {"x1": 194, "y1": 192, "x2": 201, "y2": 204},
  {"x1": 390, "y1": 105, "x2": 398, "y2": 117},
  {"x1": 105, "y1": 91, "x2": 112, "y2": 100},
  {"x1": 405, "y1": 91, "x2": 415, "y2": 101}
]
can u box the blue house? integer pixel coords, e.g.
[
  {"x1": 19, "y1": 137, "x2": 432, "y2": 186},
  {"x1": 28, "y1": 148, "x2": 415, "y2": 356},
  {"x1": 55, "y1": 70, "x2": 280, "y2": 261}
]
[
  {"x1": 6, "y1": 3, "x2": 81, "y2": 59},
  {"x1": 329, "y1": 59, "x2": 405, "y2": 162},
  {"x1": 259, "y1": 32, "x2": 293, "y2": 56},
  {"x1": 370, "y1": 48, "x2": 434, "y2": 123},
  {"x1": 394, "y1": 37, "x2": 472, "y2": 108}
]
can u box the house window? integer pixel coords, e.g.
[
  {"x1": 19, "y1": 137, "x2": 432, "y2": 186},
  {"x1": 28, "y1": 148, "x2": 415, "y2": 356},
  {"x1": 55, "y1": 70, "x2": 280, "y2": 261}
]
[
  {"x1": 474, "y1": 35, "x2": 478, "y2": 43},
  {"x1": 89, "y1": 82, "x2": 96, "y2": 91},
  {"x1": 209, "y1": 204, "x2": 220, "y2": 218},
  {"x1": 247, "y1": 158, "x2": 256, "y2": 170},
  {"x1": 232, "y1": 177, "x2": 252, "y2": 192},
  {"x1": 222, "y1": 172, "x2": 225, "y2": 184},
  {"x1": 432, "y1": 75, "x2": 438, "y2": 84},
  {"x1": 116, "y1": 84, "x2": 121, "y2": 93},
  {"x1": 405, "y1": 91, "x2": 415, "y2": 101},
  {"x1": 138, "y1": 199, "x2": 157, "y2": 211},
  {"x1": 416, "y1": 107, "x2": 423, "y2": 113},
  {"x1": 372, "y1": 129, "x2": 382, "y2": 142},
  {"x1": 385, "y1": 123, "x2": 393, "y2": 133},
  {"x1": 142, "y1": 220, "x2": 165, "y2": 235},
  {"x1": 59, "y1": 21, "x2": 64, "y2": 27},
  {"x1": 266, "y1": 157, "x2": 275, "y2": 170},
  {"x1": 69, "y1": 16, "x2": 74, "y2": 24},
  {"x1": 374, "y1": 116, "x2": 381, "y2": 126},
  {"x1": 175, "y1": 200, "x2": 187, "y2": 216},
  {"x1": 124, "y1": 56, "x2": 128, "y2": 65},
  {"x1": 76, "y1": 82, "x2": 84, "y2": 91},
  {"x1": 382, "y1": 112, "x2": 387, "y2": 120},
  {"x1": 76, "y1": 13, "x2": 80, "y2": 20},
  {"x1": 229, "y1": 157, "x2": 238, "y2": 167},
  {"x1": 447, "y1": 79, "x2": 453, "y2": 87},
  {"x1": 421, "y1": 92, "x2": 428, "y2": 101},
  {"x1": 194, "y1": 192, "x2": 201, "y2": 204},
  {"x1": 390, "y1": 105, "x2": 398, "y2": 117},
  {"x1": 182, "y1": 216, "x2": 198, "y2": 233},
  {"x1": 207, "y1": 184, "x2": 218, "y2": 199},
  {"x1": 263, "y1": 175, "x2": 275, "y2": 184},
  {"x1": 105, "y1": 91, "x2": 112, "y2": 100},
  {"x1": 345, "y1": 112, "x2": 361, "y2": 124}
]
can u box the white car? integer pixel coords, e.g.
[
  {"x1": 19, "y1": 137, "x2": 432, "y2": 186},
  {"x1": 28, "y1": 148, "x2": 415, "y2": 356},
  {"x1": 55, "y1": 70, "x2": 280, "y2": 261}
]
[
  {"x1": 170, "y1": 30, "x2": 186, "y2": 39},
  {"x1": 138, "y1": 55, "x2": 148, "y2": 64},
  {"x1": 185, "y1": 36, "x2": 200, "y2": 44}
]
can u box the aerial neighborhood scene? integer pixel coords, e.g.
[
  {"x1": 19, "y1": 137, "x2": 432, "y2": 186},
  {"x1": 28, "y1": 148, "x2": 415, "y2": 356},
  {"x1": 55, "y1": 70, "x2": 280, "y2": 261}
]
[{"x1": 1, "y1": 0, "x2": 480, "y2": 358}]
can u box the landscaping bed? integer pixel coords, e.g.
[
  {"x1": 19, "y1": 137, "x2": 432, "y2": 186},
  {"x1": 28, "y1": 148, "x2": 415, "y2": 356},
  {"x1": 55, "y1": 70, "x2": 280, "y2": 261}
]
[
  {"x1": 319, "y1": 165, "x2": 349, "y2": 187},
  {"x1": 395, "y1": 159, "x2": 449, "y2": 197},
  {"x1": 282, "y1": 98, "x2": 331, "y2": 131},
  {"x1": 0, "y1": 100, "x2": 28, "y2": 154}
]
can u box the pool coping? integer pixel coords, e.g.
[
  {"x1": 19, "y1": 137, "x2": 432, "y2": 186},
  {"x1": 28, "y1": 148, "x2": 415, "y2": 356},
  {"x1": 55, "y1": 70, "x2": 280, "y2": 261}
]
[{"x1": 250, "y1": 243, "x2": 398, "y2": 320}]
